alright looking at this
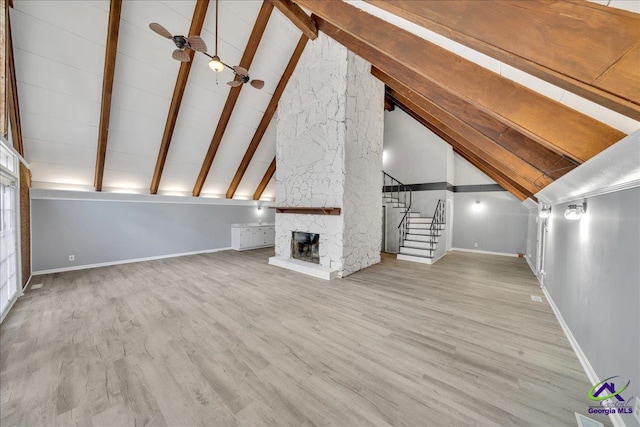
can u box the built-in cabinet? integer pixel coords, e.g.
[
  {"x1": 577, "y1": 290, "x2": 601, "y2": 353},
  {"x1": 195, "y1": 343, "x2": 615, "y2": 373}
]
[{"x1": 231, "y1": 223, "x2": 275, "y2": 251}]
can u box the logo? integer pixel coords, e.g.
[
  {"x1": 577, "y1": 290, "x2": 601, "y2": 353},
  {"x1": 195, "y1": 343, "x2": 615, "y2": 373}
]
[
  {"x1": 589, "y1": 376, "x2": 630, "y2": 402},
  {"x1": 587, "y1": 376, "x2": 635, "y2": 416}
]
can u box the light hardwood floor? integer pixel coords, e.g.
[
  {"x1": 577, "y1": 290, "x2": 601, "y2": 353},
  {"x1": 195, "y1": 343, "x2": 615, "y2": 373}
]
[{"x1": 1, "y1": 250, "x2": 607, "y2": 426}]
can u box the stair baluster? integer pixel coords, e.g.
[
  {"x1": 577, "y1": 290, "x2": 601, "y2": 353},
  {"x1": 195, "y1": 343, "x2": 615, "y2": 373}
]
[{"x1": 381, "y1": 172, "x2": 412, "y2": 250}]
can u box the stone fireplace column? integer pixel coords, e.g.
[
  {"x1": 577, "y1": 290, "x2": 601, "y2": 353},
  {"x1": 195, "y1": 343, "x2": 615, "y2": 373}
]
[{"x1": 270, "y1": 33, "x2": 384, "y2": 278}]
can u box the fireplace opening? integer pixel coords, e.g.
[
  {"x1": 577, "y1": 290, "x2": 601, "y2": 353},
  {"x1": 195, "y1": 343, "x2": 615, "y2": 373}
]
[{"x1": 291, "y1": 232, "x2": 320, "y2": 264}]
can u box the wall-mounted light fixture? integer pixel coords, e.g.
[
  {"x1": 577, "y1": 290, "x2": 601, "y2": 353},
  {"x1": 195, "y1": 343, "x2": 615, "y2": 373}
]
[
  {"x1": 539, "y1": 206, "x2": 551, "y2": 219},
  {"x1": 564, "y1": 203, "x2": 586, "y2": 220},
  {"x1": 472, "y1": 200, "x2": 483, "y2": 212}
]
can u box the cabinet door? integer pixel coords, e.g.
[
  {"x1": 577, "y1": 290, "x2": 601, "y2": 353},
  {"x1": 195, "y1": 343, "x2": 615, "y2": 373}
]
[
  {"x1": 265, "y1": 227, "x2": 275, "y2": 245},
  {"x1": 252, "y1": 230, "x2": 266, "y2": 246},
  {"x1": 240, "y1": 230, "x2": 253, "y2": 248}
]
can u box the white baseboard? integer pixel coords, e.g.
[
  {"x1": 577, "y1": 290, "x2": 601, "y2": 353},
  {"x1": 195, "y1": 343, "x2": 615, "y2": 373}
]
[
  {"x1": 540, "y1": 284, "x2": 625, "y2": 427},
  {"x1": 32, "y1": 247, "x2": 232, "y2": 275},
  {"x1": 451, "y1": 247, "x2": 519, "y2": 257},
  {"x1": 0, "y1": 294, "x2": 20, "y2": 324},
  {"x1": 525, "y1": 254, "x2": 536, "y2": 274}
]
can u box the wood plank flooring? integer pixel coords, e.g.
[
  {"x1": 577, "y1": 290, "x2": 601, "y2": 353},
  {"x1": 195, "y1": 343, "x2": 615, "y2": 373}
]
[{"x1": 1, "y1": 250, "x2": 607, "y2": 426}]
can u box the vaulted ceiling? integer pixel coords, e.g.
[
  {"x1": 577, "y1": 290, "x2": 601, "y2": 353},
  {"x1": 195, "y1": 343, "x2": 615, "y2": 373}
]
[
  {"x1": 8, "y1": 0, "x2": 306, "y2": 199},
  {"x1": 5, "y1": 0, "x2": 640, "y2": 202}
]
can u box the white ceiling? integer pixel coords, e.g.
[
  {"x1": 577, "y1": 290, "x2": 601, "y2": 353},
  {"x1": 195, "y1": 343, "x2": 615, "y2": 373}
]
[
  {"x1": 11, "y1": 0, "x2": 302, "y2": 199},
  {"x1": 11, "y1": 0, "x2": 639, "y2": 201}
]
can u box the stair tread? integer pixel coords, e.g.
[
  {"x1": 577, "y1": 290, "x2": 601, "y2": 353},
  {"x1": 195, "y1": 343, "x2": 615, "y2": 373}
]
[
  {"x1": 401, "y1": 249, "x2": 435, "y2": 255},
  {"x1": 402, "y1": 246, "x2": 435, "y2": 251},
  {"x1": 398, "y1": 253, "x2": 433, "y2": 259}
]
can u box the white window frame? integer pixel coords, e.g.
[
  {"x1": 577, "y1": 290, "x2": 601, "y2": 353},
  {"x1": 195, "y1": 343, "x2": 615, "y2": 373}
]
[{"x1": 0, "y1": 137, "x2": 24, "y2": 323}]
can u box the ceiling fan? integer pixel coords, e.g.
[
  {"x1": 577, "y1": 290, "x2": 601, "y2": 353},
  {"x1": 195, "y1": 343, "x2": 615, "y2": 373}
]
[
  {"x1": 148, "y1": 22, "x2": 207, "y2": 62},
  {"x1": 148, "y1": 0, "x2": 264, "y2": 89}
]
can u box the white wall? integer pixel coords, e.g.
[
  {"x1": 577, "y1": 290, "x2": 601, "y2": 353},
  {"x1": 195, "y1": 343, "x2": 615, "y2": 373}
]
[
  {"x1": 382, "y1": 109, "x2": 449, "y2": 184},
  {"x1": 454, "y1": 153, "x2": 495, "y2": 185}
]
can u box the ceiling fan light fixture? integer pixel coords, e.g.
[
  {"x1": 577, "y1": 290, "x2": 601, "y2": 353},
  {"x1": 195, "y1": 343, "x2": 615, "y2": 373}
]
[{"x1": 208, "y1": 55, "x2": 225, "y2": 72}]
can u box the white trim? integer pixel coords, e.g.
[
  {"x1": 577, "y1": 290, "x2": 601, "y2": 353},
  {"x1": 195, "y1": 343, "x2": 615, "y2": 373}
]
[
  {"x1": 268, "y1": 256, "x2": 339, "y2": 280},
  {"x1": 32, "y1": 247, "x2": 233, "y2": 275},
  {"x1": 397, "y1": 253, "x2": 433, "y2": 264},
  {"x1": 0, "y1": 136, "x2": 30, "y2": 169},
  {"x1": 24, "y1": 274, "x2": 32, "y2": 290},
  {"x1": 521, "y1": 198, "x2": 538, "y2": 210},
  {"x1": 451, "y1": 247, "x2": 519, "y2": 257},
  {"x1": 540, "y1": 284, "x2": 625, "y2": 427},
  {"x1": 0, "y1": 294, "x2": 20, "y2": 324},
  {"x1": 542, "y1": 179, "x2": 640, "y2": 206},
  {"x1": 30, "y1": 188, "x2": 275, "y2": 207},
  {"x1": 535, "y1": 130, "x2": 640, "y2": 206},
  {"x1": 525, "y1": 253, "x2": 537, "y2": 277}
]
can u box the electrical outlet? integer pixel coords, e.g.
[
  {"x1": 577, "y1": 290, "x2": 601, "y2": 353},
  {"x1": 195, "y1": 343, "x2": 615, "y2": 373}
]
[
  {"x1": 474, "y1": 242, "x2": 478, "y2": 247},
  {"x1": 68, "y1": 255, "x2": 75, "y2": 262}
]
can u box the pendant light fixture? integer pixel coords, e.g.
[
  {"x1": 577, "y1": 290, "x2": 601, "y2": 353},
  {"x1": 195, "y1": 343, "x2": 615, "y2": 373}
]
[{"x1": 208, "y1": 0, "x2": 225, "y2": 72}]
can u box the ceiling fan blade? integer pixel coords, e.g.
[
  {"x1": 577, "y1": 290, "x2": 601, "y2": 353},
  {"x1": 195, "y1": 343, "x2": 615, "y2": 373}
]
[
  {"x1": 149, "y1": 22, "x2": 172, "y2": 39},
  {"x1": 172, "y1": 49, "x2": 191, "y2": 62},
  {"x1": 250, "y1": 79, "x2": 265, "y2": 89},
  {"x1": 233, "y1": 65, "x2": 248, "y2": 76},
  {"x1": 187, "y1": 35, "x2": 207, "y2": 52},
  {"x1": 227, "y1": 80, "x2": 243, "y2": 87}
]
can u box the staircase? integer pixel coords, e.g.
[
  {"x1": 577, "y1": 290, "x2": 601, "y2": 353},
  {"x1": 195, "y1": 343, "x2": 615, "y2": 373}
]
[{"x1": 383, "y1": 172, "x2": 446, "y2": 264}]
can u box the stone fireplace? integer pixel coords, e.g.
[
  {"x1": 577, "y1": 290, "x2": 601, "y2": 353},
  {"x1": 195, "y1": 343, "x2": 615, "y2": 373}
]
[
  {"x1": 267, "y1": 34, "x2": 384, "y2": 280},
  {"x1": 291, "y1": 232, "x2": 320, "y2": 264}
]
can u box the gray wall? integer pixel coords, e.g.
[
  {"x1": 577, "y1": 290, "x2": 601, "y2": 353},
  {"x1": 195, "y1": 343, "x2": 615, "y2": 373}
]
[
  {"x1": 32, "y1": 199, "x2": 275, "y2": 272},
  {"x1": 541, "y1": 187, "x2": 640, "y2": 425},
  {"x1": 453, "y1": 191, "x2": 529, "y2": 255}
]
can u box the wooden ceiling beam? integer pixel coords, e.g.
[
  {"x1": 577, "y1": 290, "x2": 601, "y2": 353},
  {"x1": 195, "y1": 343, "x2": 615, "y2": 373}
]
[
  {"x1": 387, "y1": 89, "x2": 533, "y2": 201},
  {"x1": 94, "y1": 0, "x2": 122, "y2": 191},
  {"x1": 269, "y1": 0, "x2": 317, "y2": 40},
  {"x1": 295, "y1": 1, "x2": 624, "y2": 163},
  {"x1": 366, "y1": 0, "x2": 640, "y2": 120},
  {"x1": 193, "y1": 0, "x2": 273, "y2": 197},
  {"x1": 6, "y1": 8, "x2": 23, "y2": 156},
  {"x1": 452, "y1": 147, "x2": 530, "y2": 202},
  {"x1": 226, "y1": 34, "x2": 307, "y2": 199},
  {"x1": 384, "y1": 81, "x2": 543, "y2": 197},
  {"x1": 253, "y1": 157, "x2": 276, "y2": 200},
  {"x1": 384, "y1": 94, "x2": 395, "y2": 112},
  {"x1": 150, "y1": 0, "x2": 209, "y2": 195},
  {"x1": 391, "y1": 92, "x2": 531, "y2": 201},
  {"x1": 372, "y1": 62, "x2": 557, "y2": 194}
]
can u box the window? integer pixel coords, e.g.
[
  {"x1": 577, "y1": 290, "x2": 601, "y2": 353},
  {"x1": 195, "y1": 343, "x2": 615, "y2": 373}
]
[{"x1": 0, "y1": 141, "x2": 19, "y2": 321}]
